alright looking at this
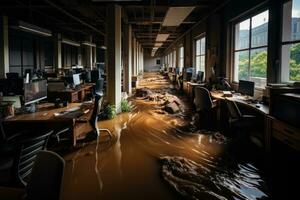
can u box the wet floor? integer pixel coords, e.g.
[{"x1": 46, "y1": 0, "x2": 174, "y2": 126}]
[{"x1": 61, "y1": 72, "x2": 269, "y2": 200}]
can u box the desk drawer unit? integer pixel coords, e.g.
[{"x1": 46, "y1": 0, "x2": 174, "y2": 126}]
[{"x1": 272, "y1": 118, "x2": 300, "y2": 151}]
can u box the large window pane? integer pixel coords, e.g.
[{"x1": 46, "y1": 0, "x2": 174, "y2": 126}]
[
  {"x1": 200, "y1": 38, "x2": 205, "y2": 54},
  {"x1": 196, "y1": 39, "x2": 200, "y2": 55},
  {"x1": 282, "y1": 43, "x2": 300, "y2": 81},
  {"x1": 235, "y1": 19, "x2": 250, "y2": 50},
  {"x1": 200, "y1": 56, "x2": 205, "y2": 72},
  {"x1": 283, "y1": 0, "x2": 300, "y2": 42},
  {"x1": 196, "y1": 56, "x2": 200, "y2": 71},
  {"x1": 251, "y1": 10, "x2": 269, "y2": 47},
  {"x1": 234, "y1": 50, "x2": 249, "y2": 82},
  {"x1": 250, "y1": 48, "x2": 267, "y2": 88}
]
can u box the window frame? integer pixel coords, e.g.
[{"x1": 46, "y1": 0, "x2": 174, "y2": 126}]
[
  {"x1": 195, "y1": 34, "x2": 206, "y2": 75},
  {"x1": 178, "y1": 46, "x2": 184, "y2": 71},
  {"x1": 232, "y1": 9, "x2": 270, "y2": 89},
  {"x1": 280, "y1": 0, "x2": 300, "y2": 82}
]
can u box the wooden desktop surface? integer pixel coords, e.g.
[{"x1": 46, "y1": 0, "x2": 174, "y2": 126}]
[
  {"x1": 210, "y1": 91, "x2": 269, "y2": 115},
  {"x1": 5, "y1": 102, "x2": 93, "y2": 146}
]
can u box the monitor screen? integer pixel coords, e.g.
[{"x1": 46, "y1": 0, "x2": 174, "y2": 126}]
[
  {"x1": 91, "y1": 70, "x2": 101, "y2": 83},
  {"x1": 197, "y1": 71, "x2": 204, "y2": 82},
  {"x1": 73, "y1": 74, "x2": 81, "y2": 86},
  {"x1": 238, "y1": 80, "x2": 255, "y2": 96},
  {"x1": 24, "y1": 80, "x2": 47, "y2": 105}
]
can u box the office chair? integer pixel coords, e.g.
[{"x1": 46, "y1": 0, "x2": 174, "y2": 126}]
[
  {"x1": 25, "y1": 150, "x2": 65, "y2": 200},
  {"x1": 0, "y1": 126, "x2": 53, "y2": 187},
  {"x1": 90, "y1": 78, "x2": 112, "y2": 138},
  {"x1": 193, "y1": 87, "x2": 217, "y2": 129},
  {"x1": 224, "y1": 98, "x2": 257, "y2": 137}
]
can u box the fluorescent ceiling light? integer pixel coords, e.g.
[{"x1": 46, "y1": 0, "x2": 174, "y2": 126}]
[
  {"x1": 156, "y1": 34, "x2": 169, "y2": 42},
  {"x1": 82, "y1": 41, "x2": 96, "y2": 47},
  {"x1": 154, "y1": 43, "x2": 163, "y2": 47},
  {"x1": 99, "y1": 45, "x2": 107, "y2": 49},
  {"x1": 15, "y1": 21, "x2": 52, "y2": 37},
  {"x1": 162, "y1": 7, "x2": 195, "y2": 27},
  {"x1": 61, "y1": 39, "x2": 80, "y2": 47}
]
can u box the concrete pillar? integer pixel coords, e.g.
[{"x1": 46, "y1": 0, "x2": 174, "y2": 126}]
[
  {"x1": 136, "y1": 42, "x2": 140, "y2": 74},
  {"x1": 54, "y1": 34, "x2": 62, "y2": 69},
  {"x1": 124, "y1": 24, "x2": 132, "y2": 95},
  {"x1": 132, "y1": 37, "x2": 136, "y2": 76},
  {"x1": 0, "y1": 16, "x2": 9, "y2": 78},
  {"x1": 93, "y1": 46, "x2": 97, "y2": 67},
  {"x1": 106, "y1": 4, "x2": 122, "y2": 113}
]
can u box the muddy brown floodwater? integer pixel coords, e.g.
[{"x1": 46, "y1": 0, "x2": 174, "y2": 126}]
[{"x1": 61, "y1": 72, "x2": 269, "y2": 200}]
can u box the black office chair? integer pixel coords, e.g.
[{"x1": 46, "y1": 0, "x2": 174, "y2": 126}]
[
  {"x1": 225, "y1": 98, "x2": 257, "y2": 137},
  {"x1": 0, "y1": 125, "x2": 53, "y2": 187},
  {"x1": 25, "y1": 150, "x2": 65, "y2": 200},
  {"x1": 89, "y1": 78, "x2": 112, "y2": 138},
  {"x1": 193, "y1": 87, "x2": 217, "y2": 129}
]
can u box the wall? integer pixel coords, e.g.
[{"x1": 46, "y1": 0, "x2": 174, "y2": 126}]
[{"x1": 144, "y1": 56, "x2": 162, "y2": 72}]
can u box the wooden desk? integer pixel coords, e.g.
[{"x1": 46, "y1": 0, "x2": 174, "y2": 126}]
[
  {"x1": 4, "y1": 103, "x2": 93, "y2": 146},
  {"x1": 211, "y1": 91, "x2": 269, "y2": 115},
  {"x1": 48, "y1": 83, "x2": 94, "y2": 103},
  {"x1": 211, "y1": 91, "x2": 270, "y2": 150}
]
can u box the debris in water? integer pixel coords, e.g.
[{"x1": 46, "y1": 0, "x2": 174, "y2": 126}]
[{"x1": 160, "y1": 156, "x2": 269, "y2": 200}]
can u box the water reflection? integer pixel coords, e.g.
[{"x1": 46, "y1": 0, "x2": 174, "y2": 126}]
[{"x1": 61, "y1": 72, "x2": 269, "y2": 200}]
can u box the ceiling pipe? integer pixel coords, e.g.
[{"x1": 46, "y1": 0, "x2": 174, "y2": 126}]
[{"x1": 43, "y1": 0, "x2": 105, "y2": 36}]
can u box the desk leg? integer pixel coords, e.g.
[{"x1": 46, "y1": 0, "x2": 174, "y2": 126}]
[{"x1": 265, "y1": 116, "x2": 272, "y2": 153}]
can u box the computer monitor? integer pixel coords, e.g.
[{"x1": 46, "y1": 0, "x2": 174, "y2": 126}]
[
  {"x1": 73, "y1": 74, "x2": 81, "y2": 86},
  {"x1": 197, "y1": 71, "x2": 204, "y2": 82},
  {"x1": 0, "y1": 78, "x2": 24, "y2": 96},
  {"x1": 91, "y1": 70, "x2": 101, "y2": 83},
  {"x1": 24, "y1": 80, "x2": 47, "y2": 105},
  {"x1": 6, "y1": 72, "x2": 19, "y2": 79},
  {"x1": 238, "y1": 80, "x2": 255, "y2": 96}
]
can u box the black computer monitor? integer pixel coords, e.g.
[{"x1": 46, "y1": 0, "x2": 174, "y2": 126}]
[
  {"x1": 91, "y1": 70, "x2": 101, "y2": 83},
  {"x1": 238, "y1": 80, "x2": 255, "y2": 96},
  {"x1": 197, "y1": 71, "x2": 204, "y2": 82},
  {"x1": 6, "y1": 72, "x2": 19, "y2": 79},
  {"x1": 73, "y1": 74, "x2": 81, "y2": 86},
  {"x1": 0, "y1": 78, "x2": 24, "y2": 96},
  {"x1": 24, "y1": 80, "x2": 47, "y2": 105}
]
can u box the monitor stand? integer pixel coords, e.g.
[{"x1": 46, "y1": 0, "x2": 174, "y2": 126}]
[{"x1": 24, "y1": 103, "x2": 37, "y2": 113}]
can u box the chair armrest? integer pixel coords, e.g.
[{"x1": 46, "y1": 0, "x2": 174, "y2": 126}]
[{"x1": 6, "y1": 131, "x2": 28, "y2": 142}]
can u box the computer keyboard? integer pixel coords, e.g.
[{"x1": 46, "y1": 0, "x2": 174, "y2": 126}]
[{"x1": 60, "y1": 110, "x2": 84, "y2": 119}]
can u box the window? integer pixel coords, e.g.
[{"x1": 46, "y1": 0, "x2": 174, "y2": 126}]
[
  {"x1": 281, "y1": 0, "x2": 300, "y2": 82},
  {"x1": 179, "y1": 46, "x2": 184, "y2": 72},
  {"x1": 195, "y1": 36, "x2": 206, "y2": 75},
  {"x1": 172, "y1": 50, "x2": 176, "y2": 68},
  {"x1": 9, "y1": 34, "x2": 35, "y2": 76},
  {"x1": 233, "y1": 10, "x2": 269, "y2": 88}
]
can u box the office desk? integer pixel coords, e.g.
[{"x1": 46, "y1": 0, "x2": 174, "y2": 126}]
[
  {"x1": 48, "y1": 83, "x2": 94, "y2": 103},
  {"x1": 211, "y1": 91, "x2": 270, "y2": 150},
  {"x1": 183, "y1": 81, "x2": 206, "y2": 100},
  {"x1": 210, "y1": 91, "x2": 269, "y2": 115},
  {"x1": 4, "y1": 103, "x2": 93, "y2": 146}
]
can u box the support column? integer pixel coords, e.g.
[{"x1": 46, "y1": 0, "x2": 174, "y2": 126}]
[
  {"x1": 132, "y1": 37, "x2": 137, "y2": 76},
  {"x1": 124, "y1": 24, "x2": 132, "y2": 95},
  {"x1": 106, "y1": 4, "x2": 122, "y2": 113},
  {"x1": 0, "y1": 16, "x2": 9, "y2": 78},
  {"x1": 54, "y1": 34, "x2": 62, "y2": 69}
]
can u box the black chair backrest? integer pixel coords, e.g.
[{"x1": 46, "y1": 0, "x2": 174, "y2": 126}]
[
  {"x1": 14, "y1": 130, "x2": 53, "y2": 186},
  {"x1": 94, "y1": 78, "x2": 104, "y2": 96},
  {"x1": 0, "y1": 119, "x2": 6, "y2": 141},
  {"x1": 194, "y1": 87, "x2": 213, "y2": 111},
  {"x1": 26, "y1": 150, "x2": 65, "y2": 200},
  {"x1": 89, "y1": 95, "x2": 103, "y2": 136},
  {"x1": 225, "y1": 98, "x2": 242, "y2": 119}
]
